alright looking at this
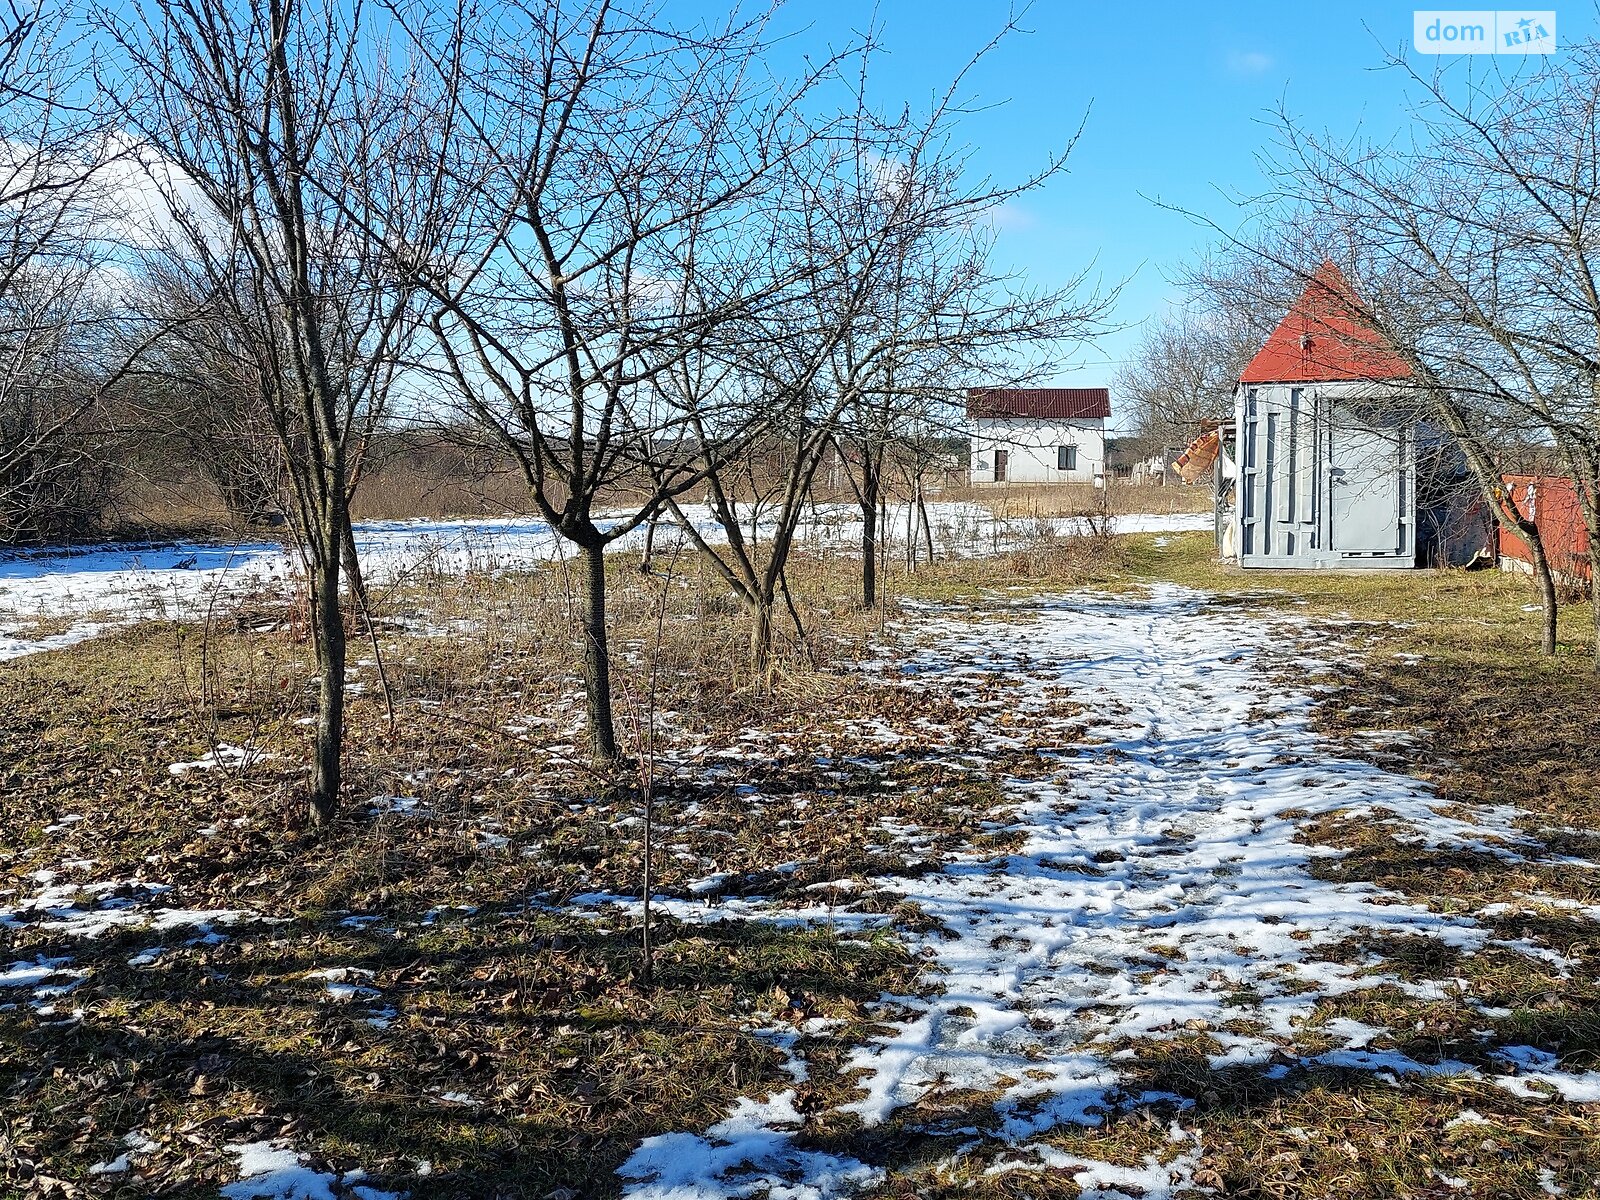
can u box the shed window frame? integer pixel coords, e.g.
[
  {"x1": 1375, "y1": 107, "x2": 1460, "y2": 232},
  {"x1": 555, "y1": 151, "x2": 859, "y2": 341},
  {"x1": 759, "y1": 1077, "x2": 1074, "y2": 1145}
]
[{"x1": 1057, "y1": 444, "x2": 1078, "y2": 472}]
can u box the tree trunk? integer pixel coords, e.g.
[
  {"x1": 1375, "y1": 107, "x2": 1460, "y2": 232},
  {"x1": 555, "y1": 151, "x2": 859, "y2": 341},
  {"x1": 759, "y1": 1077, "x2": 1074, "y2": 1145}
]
[
  {"x1": 779, "y1": 569, "x2": 811, "y2": 667},
  {"x1": 581, "y1": 540, "x2": 619, "y2": 762},
  {"x1": 309, "y1": 508, "x2": 346, "y2": 825},
  {"x1": 1525, "y1": 528, "x2": 1559, "y2": 656},
  {"x1": 859, "y1": 455, "x2": 879, "y2": 608},
  {"x1": 343, "y1": 511, "x2": 396, "y2": 730},
  {"x1": 1586, "y1": 518, "x2": 1600, "y2": 671},
  {"x1": 1501, "y1": 479, "x2": 1562, "y2": 657},
  {"x1": 749, "y1": 593, "x2": 774, "y2": 677},
  {"x1": 879, "y1": 491, "x2": 889, "y2": 588},
  {"x1": 341, "y1": 515, "x2": 369, "y2": 616},
  {"x1": 641, "y1": 512, "x2": 658, "y2": 573},
  {"x1": 905, "y1": 487, "x2": 916, "y2": 569}
]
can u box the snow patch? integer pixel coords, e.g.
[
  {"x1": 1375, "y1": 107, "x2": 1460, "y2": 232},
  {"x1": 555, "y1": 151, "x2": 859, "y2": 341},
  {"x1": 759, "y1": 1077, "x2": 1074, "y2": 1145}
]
[
  {"x1": 169, "y1": 742, "x2": 275, "y2": 775},
  {"x1": 220, "y1": 1142, "x2": 337, "y2": 1200}
]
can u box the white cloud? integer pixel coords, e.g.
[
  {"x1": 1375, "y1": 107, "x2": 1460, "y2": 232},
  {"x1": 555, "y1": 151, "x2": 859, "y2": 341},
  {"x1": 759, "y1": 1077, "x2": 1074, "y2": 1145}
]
[
  {"x1": 0, "y1": 130, "x2": 227, "y2": 258},
  {"x1": 985, "y1": 201, "x2": 1037, "y2": 233},
  {"x1": 1225, "y1": 49, "x2": 1275, "y2": 76},
  {"x1": 92, "y1": 134, "x2": 222, "y2": 252}
]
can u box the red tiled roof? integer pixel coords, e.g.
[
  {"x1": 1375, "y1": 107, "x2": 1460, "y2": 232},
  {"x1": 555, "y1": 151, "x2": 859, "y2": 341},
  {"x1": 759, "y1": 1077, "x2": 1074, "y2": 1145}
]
[
  {"x1": 1239, "y1": 261, "x2": 1412, "y2": 384},
  {"x1": 966, "y1": 387, "x2": 1111, "y2": 420}
]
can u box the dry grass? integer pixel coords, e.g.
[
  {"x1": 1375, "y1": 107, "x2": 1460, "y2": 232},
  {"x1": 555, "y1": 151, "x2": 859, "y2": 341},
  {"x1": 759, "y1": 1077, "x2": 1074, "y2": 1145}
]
[
  {"x1": 0, "y1": 538, "x2": 1109, "y2": 1198},
  {"x1": 107, "y1": 474, "x2": 249, "y2": 541},
  {"x1": 109, "y1": 456, "x2": 1215, "y2": 539},
  {"x1": 349, "y1": 463, "x2": 535, "y2": 522},
  {"x1": 6, "y1": 530, "x2": 1600, "y2": 1198},
  {"x1": 948, "y1": 480, "x2": 1214, "y2": 521}
]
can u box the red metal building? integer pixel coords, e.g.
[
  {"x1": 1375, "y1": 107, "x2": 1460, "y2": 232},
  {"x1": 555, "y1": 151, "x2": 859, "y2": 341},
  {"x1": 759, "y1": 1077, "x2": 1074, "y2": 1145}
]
[{"x1": 1498, "y1": 476, "x2": 1593, "y2": 580}]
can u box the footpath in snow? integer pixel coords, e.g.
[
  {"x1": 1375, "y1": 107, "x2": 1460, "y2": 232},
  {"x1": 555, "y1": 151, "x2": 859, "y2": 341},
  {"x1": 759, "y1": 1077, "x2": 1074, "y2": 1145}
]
[
  {"x1": 619, "y1": 584, "x2": 1600, "y2": 1198},
  {"x1": 0, "y1": 506, "x2": 1211, "y2": 662}
]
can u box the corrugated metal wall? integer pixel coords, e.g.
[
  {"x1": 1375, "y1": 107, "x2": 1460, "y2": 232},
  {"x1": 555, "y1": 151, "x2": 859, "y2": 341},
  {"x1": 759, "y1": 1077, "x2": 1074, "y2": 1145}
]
[
  {"x1": 1499, "y1": 475, "x2": 1593, "y2": 579},
  {"x1": 1237, "y1": 384, "x2": 1416, "y2": 568}
]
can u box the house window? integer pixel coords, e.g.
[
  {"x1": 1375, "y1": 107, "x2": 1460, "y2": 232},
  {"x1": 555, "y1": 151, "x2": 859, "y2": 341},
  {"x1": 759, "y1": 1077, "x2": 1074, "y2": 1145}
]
[{"x1": 1057, "y1": 445, "x2": 1078, "y2": 472}]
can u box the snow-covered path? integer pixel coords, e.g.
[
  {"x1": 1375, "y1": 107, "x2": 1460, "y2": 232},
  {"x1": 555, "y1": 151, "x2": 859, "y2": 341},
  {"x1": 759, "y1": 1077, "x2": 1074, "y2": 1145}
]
[{"x1": 620, "y1": 585, "x2": 1600, "y2": 1198}]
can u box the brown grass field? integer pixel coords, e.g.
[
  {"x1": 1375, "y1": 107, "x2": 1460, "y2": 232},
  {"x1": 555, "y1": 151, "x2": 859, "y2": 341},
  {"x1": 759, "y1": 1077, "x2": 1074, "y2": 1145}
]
[
  {"x1": 114, "y1": 460, "x2": 1211, "y2": 539},
  {"x1": 2, "y1": 529, "x2": 1597, "y2": 1198}
]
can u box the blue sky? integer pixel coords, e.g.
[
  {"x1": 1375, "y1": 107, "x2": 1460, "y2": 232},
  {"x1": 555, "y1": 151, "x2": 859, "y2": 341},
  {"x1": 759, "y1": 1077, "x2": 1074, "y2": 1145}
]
[{"x1": 748, "y1": 2, "x2": 1596, "y2": 422}]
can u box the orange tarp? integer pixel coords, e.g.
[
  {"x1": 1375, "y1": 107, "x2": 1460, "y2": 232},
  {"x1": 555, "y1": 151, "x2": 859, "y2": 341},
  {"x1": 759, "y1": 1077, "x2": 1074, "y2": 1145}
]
[{"x1": 1174, "y1": 430, "x2": 1221, "y2": 484}]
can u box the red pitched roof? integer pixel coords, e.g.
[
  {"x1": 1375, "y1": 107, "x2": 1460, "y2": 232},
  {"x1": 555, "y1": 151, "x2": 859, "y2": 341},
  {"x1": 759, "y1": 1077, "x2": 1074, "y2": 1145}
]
[
  {"x1": 1239, "y1": 262, "x2": 1412, "y2": 384},
  {"x1": 966, "y1": 387, "x2": 1111, "y2": 420}
]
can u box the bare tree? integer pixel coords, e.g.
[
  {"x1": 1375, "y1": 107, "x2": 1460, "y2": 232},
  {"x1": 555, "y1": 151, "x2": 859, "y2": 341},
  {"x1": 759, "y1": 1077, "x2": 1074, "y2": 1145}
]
[
  {"x1": 831, "y1": 218, "x2": 1095, "y2": 612},
  {"x1": 128, "y1": 264, "x2": 286, "y2": 527},
  {"x1": 0, "y1": 3, "x2": 134, "y2": 543},
  {"x1": 406, "y1": 0, "x2": 842, "y2": 761},
  {"x1": 664, "y1": 57, "x2": 1112, "y2": 658},
  {"x1": 100, "y1": 0, "x2": 459, "y2": 820},
  {"x1": 1112, "y1": 307, "x2": 1256, "y2": 455}
]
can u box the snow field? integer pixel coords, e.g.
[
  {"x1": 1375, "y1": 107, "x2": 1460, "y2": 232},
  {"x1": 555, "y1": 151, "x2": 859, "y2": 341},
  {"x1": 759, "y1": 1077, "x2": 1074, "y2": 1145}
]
[{"x1": 0, "y1": 507, "x2": 1211, "y2": 662}]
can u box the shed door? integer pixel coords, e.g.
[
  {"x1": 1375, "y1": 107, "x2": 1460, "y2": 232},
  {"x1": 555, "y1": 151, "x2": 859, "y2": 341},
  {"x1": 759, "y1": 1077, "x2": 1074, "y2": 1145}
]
[
  {"x1": 1330, "y1": 418, "x2": 1400, "y2": 552},
  {"x1": 1238, "y1": 387, "x2": 1316, "y2": 560}
]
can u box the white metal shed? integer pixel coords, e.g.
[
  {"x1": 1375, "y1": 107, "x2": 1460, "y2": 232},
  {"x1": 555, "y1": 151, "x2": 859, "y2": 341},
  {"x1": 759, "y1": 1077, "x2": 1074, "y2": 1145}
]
[{"x1": 1229, "y1": 263, "x2": 1420, "y2": 570}]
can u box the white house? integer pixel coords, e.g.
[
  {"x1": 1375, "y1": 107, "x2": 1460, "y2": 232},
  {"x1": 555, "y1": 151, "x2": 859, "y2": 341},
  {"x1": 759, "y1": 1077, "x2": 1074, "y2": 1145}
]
[{"x1": 967, "y1": 388, "x2": 1109, "y2": 485}]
